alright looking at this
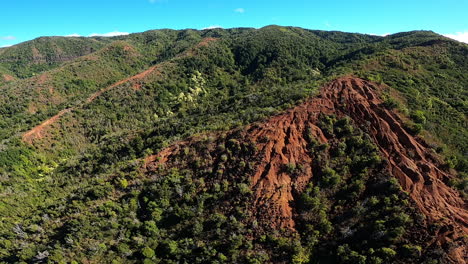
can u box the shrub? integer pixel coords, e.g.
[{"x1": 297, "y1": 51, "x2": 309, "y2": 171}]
[
  {"x1": 378, "y1": 247, "x2": 397, "y2": 259},
  {"x1": 119, "y1": 178, "x2": 129, "y2": 189},
  {"x1": 285, "y1": 163, "x2": 297, "y2": 174},
  {"x1": 220, "y1": 154, "x2": 228, "y2": 162},
  {"x1": 238, "y1": 183, "x2": 251, "y2": 195},
  {"x1": 382, "y1": 96, "x2": 399, "y2": 109},
  {"x1": 404, "y1": 122, "x2": 422, "y2": 135},
  {"x1": 321, "y1": 167, "x2": 340, "y2": 187},
  {"x1": 401, "y1": 244, "x2": 421, "y2": 258},
  {"x1": 410, "y1": 110, "x2": 426, "y2": 124},
  {"x1": 142, "y1": 246, "x2": 155, "y2": 258}
]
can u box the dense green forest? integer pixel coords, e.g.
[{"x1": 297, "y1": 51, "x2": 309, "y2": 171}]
[{"x1": 0, "y1": 26, "x2": 466, "y2": 263}]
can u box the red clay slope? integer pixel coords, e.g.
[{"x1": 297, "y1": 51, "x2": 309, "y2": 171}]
[
  {"x1": 245, "y1": 77, "x2": 466, "y2": 234},
  {"x1": 147, "y1": 76, "x2": 467, "y2": 261},
  {"x1": 322, "y1": 77, "x2": 467, "y2": 262}
]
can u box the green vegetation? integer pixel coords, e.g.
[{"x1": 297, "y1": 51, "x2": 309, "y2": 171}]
[
  {"x1": 0, "y1": 36, "x2": 111, "y2": 78},
  {"x1": 295, "y1": 115, "x2": 438, "y2": 263},
  {"x1": 0, "y1": 26, "x2": 466, "y2": 263}
]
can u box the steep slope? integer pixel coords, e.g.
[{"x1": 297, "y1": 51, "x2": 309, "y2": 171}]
[
  {"x1": 323, "y1": 78, "x2": 466, "y2": 230},
  {"x1": 145, "y1": 77, "x2": 467, "y2": 262},
  {"x1": 322, "y1": 78, "x2": 467, "y2": 262}
]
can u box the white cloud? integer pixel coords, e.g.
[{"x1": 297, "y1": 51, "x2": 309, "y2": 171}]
[
  {"x1": 63, "y1": 31, "x2": 129, "y2": 38},
  {"x1": 443, "y1": 31, "x2": 468, "y2": 44},
  {"x1": 369, "y1": 33, "x2": 391, "y2": 37},
  {"x1": 203, "y1": 25, "x2": 222, "y2": 30},
  {"x1": 0, "y1": 36, "x2": 16, "y2": 40},
  {"x1": 88, "y1": 31, "x2": 130, "y2": 37},
  {"x1": 1, "y1": 44, "x2": 12, "y2": 48},
  {"x1": 234, "y1": 8, "x2": 245, "y2": 13}
]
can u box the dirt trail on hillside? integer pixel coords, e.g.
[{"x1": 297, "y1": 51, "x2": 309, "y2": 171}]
[
  {"x1": 85, "y1": 66, "x2": 157, "y2": 103},
  {"x1": 147, "y1": 76, "x2": 467, "y2": 262},
  {"x1": 22, "y1": 109, "x2": 72, "y2": 144},
  {"x1": 22, "y1": 66, "x2": 159, "y2": 144},
  {"x1": 21, "y1": 37, "x2": 218, "y2": 144}
]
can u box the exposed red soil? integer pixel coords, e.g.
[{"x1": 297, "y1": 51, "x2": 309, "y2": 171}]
[
  {"x1": 322, "y1": 77, "x2": 467, "y2": 262},
  {"x1": 196, "y1": 37, "x2": 218, "y2": 48},
  {"x1": 132, "y1": 83, "x2": 142, "y2": 91},
  {"x1": 123, "y1": 45, "x2": 135, "y2": 52},
  {"x1": 181, "y1": 37, "x2": 219, "y2": 57},
  {"x1": 146, "y1": 76, "x2": 467, "y2": 262},
  {"x1": 2, "y1": 74, "x2": 14, "y2": 82},
  {"x1": 323, "y1": 78, "x2": 467, "y2": 230},
  {"x1": 244, "y1": 96, "x2": 334, "y2": 230},
  {"x1": 22, "y1": 108, "x2": 72, "y2": 144}
]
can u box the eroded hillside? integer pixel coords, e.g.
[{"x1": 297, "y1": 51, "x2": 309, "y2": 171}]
[{"x1": 145, "y1": 77, "x2": 467, "y2": 263}]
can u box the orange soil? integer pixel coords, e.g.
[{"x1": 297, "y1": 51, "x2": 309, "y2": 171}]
[
  {"x1": 123, "y1": 45, "x2": 135, "y2": 52},
  {"x1": 147, "y1": 76, "x2": 467, "y2": 262},
  {"x1": 196, "y1": 37, "x2": 218, "y2": 48},
  {"x1": 2, "y1": 74, "x2": 14, "y2": 82},
  {"x1": 323, "y1": 78, "x2": 467, "y2": 230},
  {"x1": 322, "y1": 77, "x2": 467, "y2": 262},
  {"x1": 37, "y1": 73, "x2": 48, "y2": 85},
  {"x1": 22, "y1": 108, "x2": 72, "y2": 144},
  {"x1": 132, "y1": 83, "x2": 142, "y2": 91},
  {"x1": 245, "y1": 95, "x2": 334, "y2": 230},
  {"x1": 86, "y1": 65, "x2": 157, "y2": 103},
  {"x1": 181, "y1": 37, "x2": 219, "y2": 57}
]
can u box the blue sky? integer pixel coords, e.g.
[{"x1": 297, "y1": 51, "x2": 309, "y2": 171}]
[{"x1": 1, "y1": 0, "x2": 468, "y2": 47}]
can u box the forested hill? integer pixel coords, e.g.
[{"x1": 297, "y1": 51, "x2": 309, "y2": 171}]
[{"x1": 0, "y1": 26, "x2": 466, "y2": 263}]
